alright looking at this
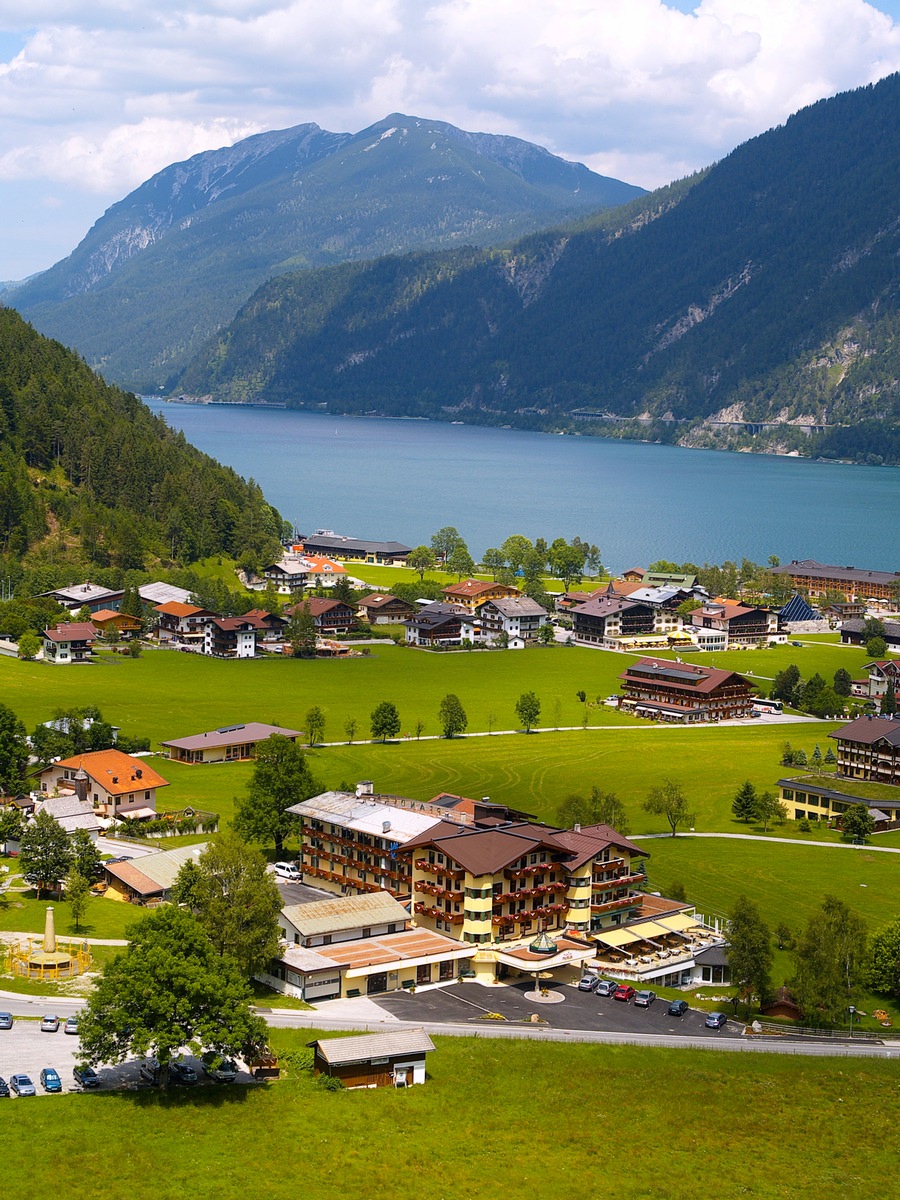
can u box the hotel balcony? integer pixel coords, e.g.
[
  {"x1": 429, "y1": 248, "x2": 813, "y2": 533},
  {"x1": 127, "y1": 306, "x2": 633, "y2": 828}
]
[
  {"x1": 590, "y1": 895, "x2": 640, "y2": 915},
  {"x1": 504, "y1": 862, "x2": 554, "y2": 879},
  {"x1": 414, "y1": 881, "x2": 465, "y2": 901},
  {"x1": 414, "y1": 860, "x2": 465, "y2": 880}
]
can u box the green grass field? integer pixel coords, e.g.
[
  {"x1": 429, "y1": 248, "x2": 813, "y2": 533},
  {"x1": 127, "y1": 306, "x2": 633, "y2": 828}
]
[{"x1": 0, "y1": 1030, "x2": 896, "y2": 1200}]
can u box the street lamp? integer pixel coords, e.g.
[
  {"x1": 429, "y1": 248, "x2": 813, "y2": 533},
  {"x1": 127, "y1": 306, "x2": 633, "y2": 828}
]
[{"x1": 848, "y1": 1004, "x2": 856, "y2": 1038}]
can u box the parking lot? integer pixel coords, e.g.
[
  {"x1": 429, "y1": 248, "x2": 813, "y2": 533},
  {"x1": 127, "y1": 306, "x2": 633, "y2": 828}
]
[
  {"x1": 372, "y1": 981, "x2": 747, "y2": 1039},
  {"x1": 0, "y1": 1016, "x2": 255, "y2": 1096}
]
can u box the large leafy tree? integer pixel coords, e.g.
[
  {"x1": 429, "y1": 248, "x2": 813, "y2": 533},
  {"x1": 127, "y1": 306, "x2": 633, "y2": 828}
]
[
  {"x1": 286, "y1": 601, "x2": 317, "y2": 658},
  {"x1": 446, "y1": 544, "x2": 475, "y2": 581},
  {"x1": 173, "y1": 834, "x2": 282, "y2": 978},
  {"x1": 233, "y1": 735, "x2": 320, "y2": 856},
  {"x1": 0, "y1": 701, "x2": 29, "y2": 796},
  {"x1": 407, "y1": 545, "x2": 437, "y2": 580},
  {"x1": 370, "y1": 701, "x2": 401, "y2": 742},
  {"x1": 868, "y1": 916, "x2": 900, "y2": 999},
  {"x1": 791, "y1": 895, "x2": 868, "y2": 1025},
  {"x1": 78, "y1": 906, "x2": 268, "y2": 1088},
  {"x1": 515, "y1": 691, "x2": 541, "y2": 733},
  {"x1": 19, "y1": 808, "x2": 73, "y2": 897},
  {"x1": 841, "y1": 803, "x2": 875, "y2": 842},
  {"x1": 70, "y1": 827, "x2": 102, "y2": 880},
  {"x1": 643, "y1": 779, "x2": 692, "y2": 837},
  {"x1": 556, "y1": 786, "x2": 630, "y2": 836},
  {"x1": 438, "y1": 693, "x2": 467, "y2": 739},
  {"x1": 753, "y1": 790, "x2": 787, "y2": 832},
  {"x1": 430, "y1": 526, "x2": 465, "y2": 564},
  {"x1": 727, "y1": 895, "x2": 773, "y2": 1009}
]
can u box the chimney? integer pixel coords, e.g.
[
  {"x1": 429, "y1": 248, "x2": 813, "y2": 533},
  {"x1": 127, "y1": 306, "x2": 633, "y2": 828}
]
[
  {"x1": 574, "y1": 823, "x2": 581, "y2": 833},
  {"x1": 136, "y1": 769, "x2": 142, "y2": 779},
  {"x1": 356, "y1": 780, "x2": 374, "y2": 798},
  {"x1": 382, "y1": 821, "x2": 392, "y2": 834}
]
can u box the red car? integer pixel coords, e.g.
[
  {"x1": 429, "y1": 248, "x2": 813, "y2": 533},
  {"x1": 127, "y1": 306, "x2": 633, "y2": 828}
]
[{"x1": 613, "y1": 984, "x2": 636, "y2": 1002}]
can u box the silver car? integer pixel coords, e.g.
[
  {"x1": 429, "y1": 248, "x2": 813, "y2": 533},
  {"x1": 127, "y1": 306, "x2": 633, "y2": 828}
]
[{"x1": 634, "y1": 990, "x2": 657, "y2": 1007}]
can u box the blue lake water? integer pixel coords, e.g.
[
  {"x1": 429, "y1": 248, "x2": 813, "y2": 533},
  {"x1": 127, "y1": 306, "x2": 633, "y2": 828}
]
[{"x1": 147, "y1": 401, "x2": 898, "y2": 572}]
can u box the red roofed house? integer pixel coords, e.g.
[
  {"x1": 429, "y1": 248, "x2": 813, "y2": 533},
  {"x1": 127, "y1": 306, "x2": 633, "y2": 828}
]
[
  {"x1": 441, "y1": 579, "x2": 521, "y2": 615},
  {"x1": 618, "y1": 658, "x2": 756, "y2": 722},
  {"x1": 42, "y1": 622, "x2": 97, "y2": 664},
  {"x1": 37, "y1": 748, "x2": 169, "y2": 820}
]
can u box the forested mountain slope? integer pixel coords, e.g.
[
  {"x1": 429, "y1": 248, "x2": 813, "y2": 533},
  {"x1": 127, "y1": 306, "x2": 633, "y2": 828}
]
[
  {"x1": 177, "y1": 74, "x2": 900, "y2": 464},
  {"x1": 9, "y1": 116, "x2": 643, "y2": 392},
  {"x1": 0, "y1": 307, "x2": 283, "y2": 574}
]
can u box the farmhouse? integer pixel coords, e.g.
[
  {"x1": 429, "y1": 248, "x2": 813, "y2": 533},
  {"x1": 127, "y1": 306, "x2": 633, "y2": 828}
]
[
  {"x1": 404, "y1": 603, "x2": 476, "y2": 646},
  {"x1": 37, "y1": 749, "x2": 169, "y2": 820},
  {"x1": 153, "y1": 601, "x2": 216, "y2": 643},
  {"x1": 310, "y1": 1030, "x2": 435, "y2": 1088},
  {"x1": 159, "y1": 722, "x2": 303, "y2": 764},
  {"x1": 441, "y1": 579, "x2": 522, "y2": 614},
  {"x1": 90, "y1": 610, "x2": 142, "y2": 637},
  {"x1": 478, "y1": 595, "x2": 549, "y2": 647},
  {"x1": 200, "y1": 615, "x2": 262, "y2": 658},
  {"x1": 571, "y1": 594, "x2": 690, "y2": 651},
  {"x1": 356, "y1": 593, "x2": 416, "y2": 624},
  {"x1": 618, "y1": 658, "x2": 756, "y2": 722},
  {"x1": 32, "y1": 795, "x2": 102, "y2": 841},
  {"x1": 42, "y1": 622, "x2": 96, "y2": 664},
  {"x1": 285, "y1": 596, "x2": 355, "y2": 634}
]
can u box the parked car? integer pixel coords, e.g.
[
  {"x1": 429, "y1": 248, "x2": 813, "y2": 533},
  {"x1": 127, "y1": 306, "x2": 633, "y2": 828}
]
[
  {"x1": 64, "y1": 1015, "x2": 79, "y2": 1035},
  {"x1": 667, "y1": 999, "x2": 689, "y2": 1017},
  {"x1": 577, "y1": 974, "x2": 598, "y2": 992},
  {"x1": 634, "y1": 990, "x2": 657, "y2": 1007},
  {"x1": 594, "y1": 979, "x2": 619, "y2": 997},
  {"x1": 39, "y1": 1068, "x2": 63, "y2": 1093},
  {"x1": 73, "y1": 1065, "x2": 100, "y2": 1089},
  {"x1": 9, "y1": 1074, "x2": 36, "y2": 1096},
  {"x1": 0, "y1": 1077, "x2": 10, "y2": 1098},
  {"x1": 705, "y1": 1011, "x2": 728, "y2": 1029},
  {"x1": 202, "y1": 1053, "x2": 237, "y2": 1083},
  {"x1": 40, "y1": 1014, "x2": 59, "y2": 1032},
  {"x1": 169, "y1": 1060, "x2": 199, "y2": 1085},
  {"x1": 273, "y1": 861, "x2": 301, "y2": 881},
  {"x1": 0, "y1": 1012, "x2": 12, "y2": 1030},
  {"x1": 613, "y1": 984, "x2": 636, "y2": 1002}
]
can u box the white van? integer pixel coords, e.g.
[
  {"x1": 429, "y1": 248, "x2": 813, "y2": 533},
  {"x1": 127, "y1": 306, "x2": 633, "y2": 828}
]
[{"x1": 273, "y1": 862, "x2": 301, "y2": 881}]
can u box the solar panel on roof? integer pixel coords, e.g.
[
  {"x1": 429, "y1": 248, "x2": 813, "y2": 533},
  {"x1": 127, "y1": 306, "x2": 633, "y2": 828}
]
[{"x1": 216, "y1": 724, "x2": 246, "y2": 733}]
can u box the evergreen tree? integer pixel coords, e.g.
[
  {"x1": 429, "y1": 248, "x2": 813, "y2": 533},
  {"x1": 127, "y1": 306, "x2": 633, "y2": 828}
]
[
  {"x1": 833, "y1": 668, "x2": 852, "y2": 697},
  {"x1": 811, "y1": 744, "x2": 823, "y2": 771},
  {"x1": 731, "y1": 780, "x2": 757, "y2": 823},
  {"x1": 882, "y1": 678, "x2": 897, "y2": 716},
  {"x1": 825, "y1": 746, "x2": 837, "y2": 765},
  {"x1": 0, "y1": 701, "x2": 29, "y2": 795}
]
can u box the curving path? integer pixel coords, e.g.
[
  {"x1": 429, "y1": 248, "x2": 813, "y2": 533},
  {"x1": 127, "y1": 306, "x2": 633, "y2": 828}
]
[{"x1": 631, "y1": 832, "x2": 900, "y2": 853}]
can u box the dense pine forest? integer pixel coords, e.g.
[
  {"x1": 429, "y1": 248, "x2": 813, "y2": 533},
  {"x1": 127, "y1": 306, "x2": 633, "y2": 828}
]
[{"x1": 0, "y1": 308, "x2": 285, "y2": 591}]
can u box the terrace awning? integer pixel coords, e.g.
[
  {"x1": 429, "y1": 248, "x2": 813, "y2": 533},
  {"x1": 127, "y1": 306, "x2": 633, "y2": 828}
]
[{"x1": 119, "y1": 807, "x2": 156, "y2": 820}]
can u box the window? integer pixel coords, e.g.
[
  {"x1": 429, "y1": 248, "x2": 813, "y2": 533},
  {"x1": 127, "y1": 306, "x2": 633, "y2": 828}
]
[
  {"x1": 361, "y1": 927, "x2": 371, "y2": 938},
  {"x1": 144, "y1": 790, "x2": 150, "y2": 800},
  {"x1": 322, "y1": 935, "x2": 332, "y2": 945}
]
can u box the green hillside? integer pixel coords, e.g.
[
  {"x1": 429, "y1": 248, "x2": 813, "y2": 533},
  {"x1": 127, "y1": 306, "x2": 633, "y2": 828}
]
[
  {"x1": 9, "y1": 115, "x2": 643, "y2": 392},
  {"x1": 0, "y1": 307, "x2": 283, "y2": 576},
  {"x1": 177, "y1": 74, "x2": 900, "y2": 464}
]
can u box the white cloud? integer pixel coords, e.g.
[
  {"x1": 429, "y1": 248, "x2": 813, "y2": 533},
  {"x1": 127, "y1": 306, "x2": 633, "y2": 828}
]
[{"x1": 0, "y1": 0, "x2": 899, "y2": 274}]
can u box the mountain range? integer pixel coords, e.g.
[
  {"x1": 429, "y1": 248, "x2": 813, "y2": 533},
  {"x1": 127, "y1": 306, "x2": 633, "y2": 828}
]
[
  {"x1": 8, "y1": 116, "x2": 643, "y2": 391},
  {"x1": 174, "y1": 73, "x2": 900, "y2": 464}
]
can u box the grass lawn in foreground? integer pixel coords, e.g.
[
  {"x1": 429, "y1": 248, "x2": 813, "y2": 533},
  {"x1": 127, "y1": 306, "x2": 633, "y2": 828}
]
[
  {"x1": 0, "y1": 1031, "x2": 895, "y2": 1200},
  {"x1": 0, "y1": 884, "x2": 137, "y2": 939}
]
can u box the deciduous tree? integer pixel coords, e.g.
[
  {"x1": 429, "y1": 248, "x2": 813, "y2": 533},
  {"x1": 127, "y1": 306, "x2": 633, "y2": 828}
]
[
  {"x1": 515, "y1": 691, "x2": 541, "y2": 733},
  {"x1": 791, "y1": 896, "x2": 868, "y2": 1025},
  {"x1": 727, "y1": 895, "x2": 773, "y2": 1009},
  {"x1": 17, "y1": 631, "x2": 40, "y2": 660},
  {"x1": 753, "y1": 790, "x2": 787, "y2": 832},
  {"x1": 344, "y1": 716, "x2": 357, "y2": 744},
  {"x1": 70, "y1": 827, "x2": 102, "y2": 880},
  {"x1": 430, "y1": 526, "x2": 464, "y2": 564},
  {"x1": 78, "y1": 906, "x2": 267, "y2": 1088},
  {"x1": 305, "y1": 705, "x2": 326, "y2": 746},
  {"x1": 287, "y1": 601, "x2": 317, "y2": 658},
  {"x1": 19, "y1": 809, "x2": 72, "y2": 897},
  {"x1": 0, "y1": 701, "x2": 28, "y2": 795},
  {"x1": 407, "y1": 545, "x2": 437, "y2": 580},
  {"x1": 446, "y1": 544, "x2": 475, "y2": 581},
  {"x1": 556, "y1": 786, "x2": 630, "y2": 836},
  {"x1": 370, "y1": 701, "x2": 400, "y2": 742},
  {"x1": 643, "y1": 779, "x2": 692, "y2": 837},
  {"x1": 65, "y1": 867, "x2": 92, "y2": 933},
  {"x1": 438, "y1": 693, "x2": 467, "y2": 739},
  {"x1": 868, "y1": 916, "x2": 900, "y2": 999},
  {"x1": 841, "y1": 803, "x2": 875, "y2": 842},
  {"x1": 233, "y1": 735, "x2": 319, "y2": 856}
]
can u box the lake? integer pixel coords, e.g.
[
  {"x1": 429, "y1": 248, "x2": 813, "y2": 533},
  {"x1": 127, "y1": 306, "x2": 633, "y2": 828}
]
[{"x1": 146, "y1": 401, "x2": 897, "y2": 572}]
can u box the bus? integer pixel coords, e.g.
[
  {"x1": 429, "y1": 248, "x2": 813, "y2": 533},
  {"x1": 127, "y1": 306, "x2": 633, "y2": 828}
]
[{"x1": 752, "y1": 697, "x2": 783, "y2": 715}]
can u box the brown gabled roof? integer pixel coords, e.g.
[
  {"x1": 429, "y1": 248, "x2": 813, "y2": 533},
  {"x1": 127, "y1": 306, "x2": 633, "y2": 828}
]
[
  {"x1": 405, "y1": 820, "x2": 574, "y2": 876},
  {"x1": 43, "y1": 622, "x2": 96, "y2": 643},
  {"x1": 552, "y1": 823, "x2": 648, "y2": 868},
  {"x1": 572, "y1": 595, "x2": 649, "y2": 618},
  {"x1": 287, "y1": 597, "x2": 352, "y2": 617},
  {"x1": 153, "y1": 601, "x2": 206, "y2": 617},
  {"x1": 829, "y1": 715, "x2": 900, "y2": 747},
  {"x1": 620, "y1": 658, "x2": 753, "y2": 695},
  {"x1": 104, "y1": 860, "x2": 162, "y2": 896},
  {"x1": 443, "y1": 579, "x2": 520, "y2": 599},
  {"x1": 358, "y1": 593, "x2": 410, "y2": 609}
]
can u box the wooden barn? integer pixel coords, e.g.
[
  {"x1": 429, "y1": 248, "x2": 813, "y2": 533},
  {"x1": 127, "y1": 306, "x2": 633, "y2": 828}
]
[{"x1": 309, "y1": 1029, "x2": 435, "y2": 1089}]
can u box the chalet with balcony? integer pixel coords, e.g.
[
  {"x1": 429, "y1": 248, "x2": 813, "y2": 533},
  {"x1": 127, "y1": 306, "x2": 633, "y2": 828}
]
[
  {"x1": 441, "y1": 579, "x2": 521, "y2": 615},
  {"x1": 403, "y1": 818, "x2": 648, "y2": 946},
  {"x1": 260, "y1": 554, "x2": 347, "y2": 595},
  {"x1": 90, "y1": 609, "x2": 142, "y2": 638},
  {"x1": 200, "y1": 616, "x2": 261, "y2": 658},
  {"x1": 690, "y1": 602, "x2": 785, "y2": 649},
  {"x1": 37, "y1": 748, "x2": 169, "y2": 820},
  {"x1": 829, "y1": 715, "x2": 900, "y2": 786},
  {"x1": 478, "y1": 595, "x2": 548, "y2": 647},
  {"x1": 154, "y1": 601, "x2": 216, "y2": 643},
  {"x1": 770, "y1": 559, "x2": 900, "y2": 601},
  {"x1": 571, "y1": 590, "x2": 691, "y2": 651},
  {"x1": 404, "y1": 603, "x2": 476, "y2": 646},
  {"x1": 618, "y1": 658, "x2": 756, "y2": 722},
  {"x1": 356, "y1": 593, "x2": 416, "y2": 624},
  {"x1": 285, "y1": 597, "x2": 355, "y2": 634},
  {"x1": 42, "y1": 622, "x2": 97, "y2": 664}
]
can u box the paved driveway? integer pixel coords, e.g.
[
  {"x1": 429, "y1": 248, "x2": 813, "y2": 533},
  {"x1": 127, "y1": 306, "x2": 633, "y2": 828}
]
[
  {"x1": 273, "y1": 877, "x2": 332, "y2": 907},
  {"x1": 373, "y1": 981, "x2": 745, "y2": 1040}
]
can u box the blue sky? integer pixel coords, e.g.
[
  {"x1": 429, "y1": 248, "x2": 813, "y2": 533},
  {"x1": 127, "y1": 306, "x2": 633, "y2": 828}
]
[{"x1": 2, "y1": 1, "x2": 900, "y2": 280}]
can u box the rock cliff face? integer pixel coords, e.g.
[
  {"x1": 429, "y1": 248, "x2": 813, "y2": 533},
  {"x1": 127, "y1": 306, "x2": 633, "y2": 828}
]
[{"x1": 9, "y1": 115, "x2": 642, "y2": 391}]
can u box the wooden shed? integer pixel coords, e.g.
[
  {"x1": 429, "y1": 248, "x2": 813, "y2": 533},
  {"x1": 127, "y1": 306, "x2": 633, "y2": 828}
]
[{"x1": 309, "y1": 1029, "x2": 435, "y2": 1089}]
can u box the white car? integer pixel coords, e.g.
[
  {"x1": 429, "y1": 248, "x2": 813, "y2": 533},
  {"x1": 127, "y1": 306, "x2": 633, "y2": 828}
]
[{"x1": 273, "y1": 862, "x2": 301, "y2": 881}]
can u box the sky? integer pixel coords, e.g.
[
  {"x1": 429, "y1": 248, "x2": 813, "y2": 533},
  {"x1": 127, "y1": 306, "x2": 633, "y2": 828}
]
[{"x1": 2, "y1": 0, "x2": 900, "y2": 281}]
